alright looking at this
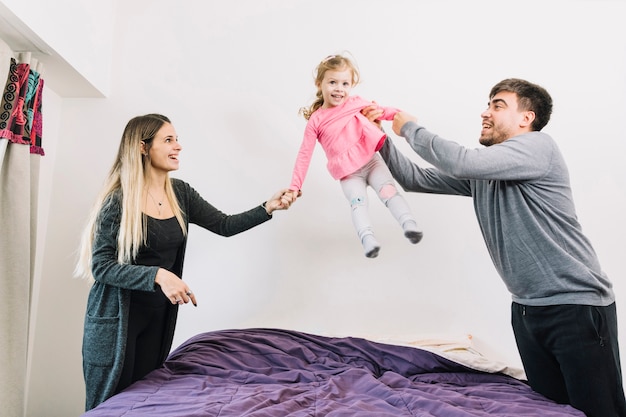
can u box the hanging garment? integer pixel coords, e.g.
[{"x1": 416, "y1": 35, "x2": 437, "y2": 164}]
[{"x1": 0, "y1": 57, "x2": 44, "y2": 155}]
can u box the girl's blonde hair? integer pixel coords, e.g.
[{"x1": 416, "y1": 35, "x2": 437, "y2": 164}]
[
  {"x1": 299, "y1": 54, "x2": 360, "y2": 120},
  {"x1": 74, "y1": 114, "x2": 187, "y2": 281}
]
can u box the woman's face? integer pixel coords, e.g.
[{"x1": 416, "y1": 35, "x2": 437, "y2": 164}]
[{"x1": 147, "y1": 122, "x2": 182, "y2": 172}]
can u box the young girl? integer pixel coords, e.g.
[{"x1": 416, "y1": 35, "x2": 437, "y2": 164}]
[{"x1": 289, "y1": 54, "x2": 422, "y2": 258}]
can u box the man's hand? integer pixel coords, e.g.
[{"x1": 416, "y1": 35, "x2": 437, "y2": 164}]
[
  {"x1": 361, "y1": 102, "x2": 384, "y2": 129},
  {"x1": 392, "y1": 111, "x2": 418, "y2": 136}
]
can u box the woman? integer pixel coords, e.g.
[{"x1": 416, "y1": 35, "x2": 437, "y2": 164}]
[{"x1": 75, "y1": 114, "x2": 296, "y2": 410}]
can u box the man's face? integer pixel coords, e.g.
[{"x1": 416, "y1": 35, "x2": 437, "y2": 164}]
[{"x1": 479, "y1": 91, "x2": 529, "y2": 146}]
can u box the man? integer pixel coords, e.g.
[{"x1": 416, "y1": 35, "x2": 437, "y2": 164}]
[{"x1": 373, "y1": 78, "x2": 625, "y2": 417}]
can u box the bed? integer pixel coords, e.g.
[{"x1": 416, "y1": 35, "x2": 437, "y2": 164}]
[{"x1": 82, "y1": 328, "x2": 585, "y2": 416}]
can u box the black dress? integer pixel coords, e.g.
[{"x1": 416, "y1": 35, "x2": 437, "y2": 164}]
[{"x1": 115, "y1": 216, "x2": 184, "y2": 393}]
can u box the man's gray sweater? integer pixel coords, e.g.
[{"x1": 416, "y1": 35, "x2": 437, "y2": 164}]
[{"x1": 380, "y1": 122, "x2": 614, "y2": 307}]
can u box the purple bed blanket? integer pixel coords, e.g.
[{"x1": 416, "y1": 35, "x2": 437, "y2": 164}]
[{"x1": 83, "y1": 328, "x2": 585, "y2": 416}]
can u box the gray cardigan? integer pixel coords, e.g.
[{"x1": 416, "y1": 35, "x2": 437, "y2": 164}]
[
  {"x1": 82, "y1": 178, "x2": 272, "y2": 410},
  {"x1": 380, "y1": 123, "x2": 614, "y2": 307}
]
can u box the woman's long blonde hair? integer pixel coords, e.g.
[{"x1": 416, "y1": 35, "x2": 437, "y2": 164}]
[
  {"x1": 74, "y1": 114, "x2": 187, "y2": 281},
  {"x1": 299, "y1": 54, "x2": 361, "y2": 120}
]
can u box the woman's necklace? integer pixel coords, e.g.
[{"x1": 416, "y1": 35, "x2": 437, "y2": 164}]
[{"x1": 147, "y1": 189, "x2": 164, "y2": 216}]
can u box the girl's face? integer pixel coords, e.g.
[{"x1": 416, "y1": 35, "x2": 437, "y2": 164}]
[
  {"x1": 145, "y1": 122, "x2": 182, "y2": 173},
  {"x1": 319, "y1": 68, "x2": 353, "y2": 109}
]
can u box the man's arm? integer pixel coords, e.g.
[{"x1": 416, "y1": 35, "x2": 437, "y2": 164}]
[{"x1": 379, "y1": 137, "x2": 472, "y2": 196}]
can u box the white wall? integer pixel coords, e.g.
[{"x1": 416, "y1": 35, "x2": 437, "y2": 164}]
[
  {"x1": 0, "y1": 0, "x2": 113, "y2": 95},
  {"x1": 22, "y1": 1, "x2": 626, "y2": 416}
]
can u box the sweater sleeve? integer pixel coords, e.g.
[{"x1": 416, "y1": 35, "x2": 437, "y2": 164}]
[
  {"x1": 90, "y1": 194, "x2": 159, "y2": 291},
  {"x1": 399, "y1": 122, "x2": 554, "y2": 181},
  {"x1": 379, "y1": 105, "x2": 401, "y2": 121},
  {"x1": 289, "y1": 120, "x2": 318, "y2": 191},
  {"x1": 176, "y1": 179, "x2": 272, "y2": 236},
  {"x1": 379, "y1": 136, "x2": 471, "y2": 196},
  {"x1": 352, "y1": 95, "x2": 399, "y2": 121}
]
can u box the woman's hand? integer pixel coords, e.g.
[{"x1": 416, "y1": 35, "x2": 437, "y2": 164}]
[
  {"x1": 154, "y1": 268, "x2": 197, "y2": 306},
  {"x1": 264, "y1": 189, "x2": 300, "y2": 214}
]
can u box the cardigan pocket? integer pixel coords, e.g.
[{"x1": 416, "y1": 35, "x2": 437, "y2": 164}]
[{"x1": 83, "y1": 314, "x2": 119, "y2": 367}]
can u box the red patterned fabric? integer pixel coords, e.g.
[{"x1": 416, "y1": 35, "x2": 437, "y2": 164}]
[{"x1": 0, "y1": 57, "x2": 44, "y2": 156}]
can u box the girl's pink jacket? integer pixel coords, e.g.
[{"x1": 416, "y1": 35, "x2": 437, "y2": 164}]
[{"x1": 289, "y1": 95, "x2": 399, "y2": 191}]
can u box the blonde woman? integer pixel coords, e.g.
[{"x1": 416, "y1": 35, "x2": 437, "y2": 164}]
[{"x1": 75, "y1": 114, "x2": 296, "y2": 410}]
